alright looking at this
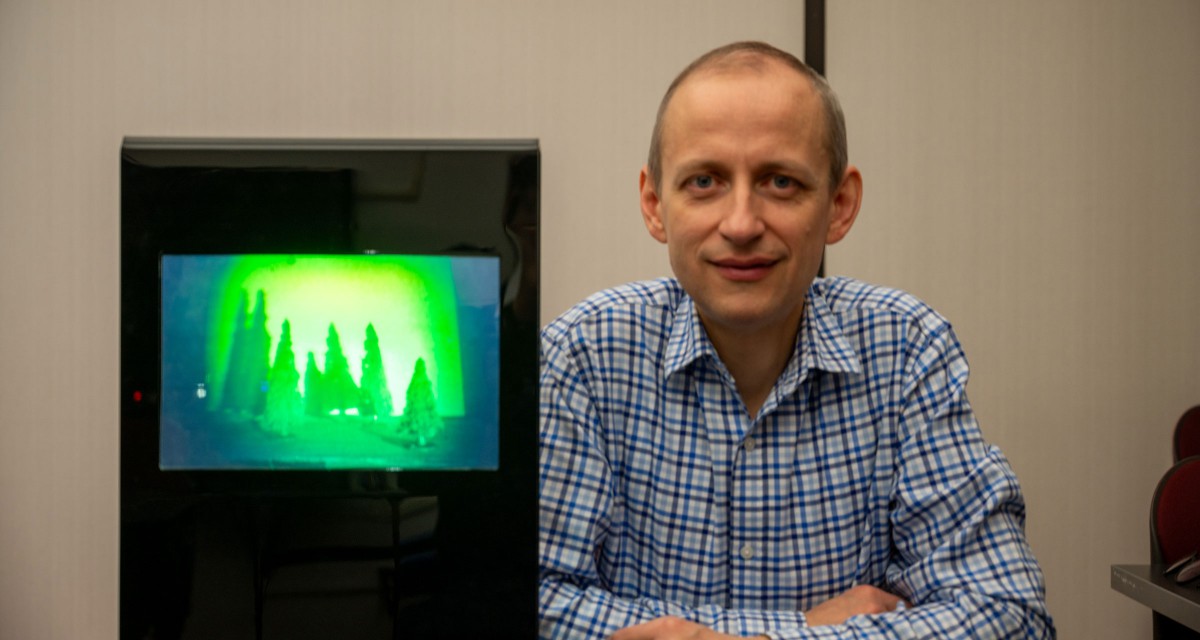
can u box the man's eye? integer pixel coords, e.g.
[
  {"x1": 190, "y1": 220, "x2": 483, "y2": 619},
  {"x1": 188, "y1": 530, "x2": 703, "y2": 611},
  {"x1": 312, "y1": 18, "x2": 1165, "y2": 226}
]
[
  {"x1": 690, "y1": 175, "x2": 714, "y2": 189},
  {"x1": 770, "y1": 175, "x2": 794, "y2": 189}
]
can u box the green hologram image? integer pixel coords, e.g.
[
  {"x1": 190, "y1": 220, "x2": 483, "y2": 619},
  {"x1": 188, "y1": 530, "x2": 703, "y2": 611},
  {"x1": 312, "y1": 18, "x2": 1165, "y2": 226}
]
[
  {"x1": 304, "y1": 352, "x2": 325, "y2": 418},
  {"x1": 319, "y1": 322, "x2": 361, "y2": 416},
  {"x1": 262, "y1": 319, "x2": 303, "y2": 436},
  {"x1": 359, "y1": 324, "x2": 394, "y2": 419},
  {"x1": 159, "y1": 254, "x2": 499, "y2": 471},
  {"x1": 400, "y1": 358, "x2": 443, "y2": 446},
  {"x1": 221, "y1": 290, "x2": 270, "y2": 416},
  {"x1": 207, "y1": 255, "x2": 465, "y2": 417}
]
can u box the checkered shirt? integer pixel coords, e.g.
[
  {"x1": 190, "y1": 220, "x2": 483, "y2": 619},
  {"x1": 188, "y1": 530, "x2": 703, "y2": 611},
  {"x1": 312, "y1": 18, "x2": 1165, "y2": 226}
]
[{"x1": 539, "y1": 277, "x2": 1054, "y2": 639}]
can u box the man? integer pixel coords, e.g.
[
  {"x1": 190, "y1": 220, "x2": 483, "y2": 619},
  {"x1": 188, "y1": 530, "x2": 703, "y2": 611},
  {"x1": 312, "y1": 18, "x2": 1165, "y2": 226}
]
[{"x1": 539, "y1": 42, "x2": 1054, "y2": 639}]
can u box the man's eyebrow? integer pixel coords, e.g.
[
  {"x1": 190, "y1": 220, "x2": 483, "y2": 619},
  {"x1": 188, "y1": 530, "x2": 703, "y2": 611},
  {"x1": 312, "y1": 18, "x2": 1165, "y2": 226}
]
[
  {"x1": 759, "y1": 160, "x2": 817, "y2": 178},
  {"x1": 672, "y1": 159, "x2": 726, "y2": 176}
]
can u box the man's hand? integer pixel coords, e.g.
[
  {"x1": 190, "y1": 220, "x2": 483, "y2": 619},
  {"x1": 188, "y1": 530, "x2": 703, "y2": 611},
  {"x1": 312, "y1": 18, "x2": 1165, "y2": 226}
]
[
  {"x1": 803, "y1": 585, "x2": 908, "y2": 626},
  {"x1": 609, "y1": 616, "x2": 768, "y2": 640},
  {"x1": 606, "y1": 586, "x2": 907, "y2": 638}
]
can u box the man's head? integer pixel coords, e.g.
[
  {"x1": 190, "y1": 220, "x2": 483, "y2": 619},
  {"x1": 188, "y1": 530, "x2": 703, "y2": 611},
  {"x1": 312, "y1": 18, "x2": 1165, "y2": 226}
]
[
  {"x1": 647, "y1": 41, "x2": 848, "y2": 195},
  {"x1": 638, "y1": 41, "x2": 862, "y2": 344}
]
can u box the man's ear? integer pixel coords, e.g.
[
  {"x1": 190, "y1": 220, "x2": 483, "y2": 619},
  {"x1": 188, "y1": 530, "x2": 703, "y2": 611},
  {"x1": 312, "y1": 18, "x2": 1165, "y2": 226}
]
[
  {"x1": 639, "y1": 165, "x2": 668, "y2": 244},
  {"x1": 825, "y1": 165, "x2": 863, "y2": 245}
]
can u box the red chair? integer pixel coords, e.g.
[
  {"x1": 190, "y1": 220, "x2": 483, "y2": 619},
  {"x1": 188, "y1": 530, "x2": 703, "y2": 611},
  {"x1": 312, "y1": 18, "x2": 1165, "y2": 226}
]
[
  {"x1": 1174, "y1": 406, "x2": 1200, "y2": 462},
  {"x1": 1150, "y1": 456, "x2": 1200, "y2": 639}
]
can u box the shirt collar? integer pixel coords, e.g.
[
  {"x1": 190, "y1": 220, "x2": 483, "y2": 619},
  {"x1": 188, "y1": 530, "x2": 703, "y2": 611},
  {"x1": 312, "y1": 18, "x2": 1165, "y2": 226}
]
[
  {"x1": 662, "y1": 283, "x2": 863, "y2": 384},
  {"x1": 792, "y1": 284, "x2": 863, "y2": 381},
  {"x1": 663, "y1": 294, "x2": 716, "y2": 378}
]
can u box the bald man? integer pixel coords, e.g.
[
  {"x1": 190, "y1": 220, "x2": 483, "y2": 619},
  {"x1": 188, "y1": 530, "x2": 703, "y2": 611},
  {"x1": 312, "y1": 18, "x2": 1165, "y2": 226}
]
[{"x1": 539, "y1": 42, "x2": 1053, "y2": 640}]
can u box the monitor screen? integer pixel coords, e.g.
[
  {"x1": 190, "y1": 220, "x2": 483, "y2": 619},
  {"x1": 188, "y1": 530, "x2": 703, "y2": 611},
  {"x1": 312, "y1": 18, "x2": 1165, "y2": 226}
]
[{"x1": 160, "y1": 253, "x2": 500, "y2": 471}]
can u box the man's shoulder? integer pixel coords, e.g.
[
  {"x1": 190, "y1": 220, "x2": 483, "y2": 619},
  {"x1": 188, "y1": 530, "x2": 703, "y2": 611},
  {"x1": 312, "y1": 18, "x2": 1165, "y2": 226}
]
[
  {"x1": 814, "y1": 276, "x2": 950, "y2": 336},
  {"x1": 542, "y1": 278, "x2": 685, "y2": 345}
]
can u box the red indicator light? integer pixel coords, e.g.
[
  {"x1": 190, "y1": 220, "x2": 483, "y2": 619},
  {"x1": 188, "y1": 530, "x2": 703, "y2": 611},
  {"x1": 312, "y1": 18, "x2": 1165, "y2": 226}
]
[{"x1": 133, "y1": 390, "x2": 143, "y2": 403}]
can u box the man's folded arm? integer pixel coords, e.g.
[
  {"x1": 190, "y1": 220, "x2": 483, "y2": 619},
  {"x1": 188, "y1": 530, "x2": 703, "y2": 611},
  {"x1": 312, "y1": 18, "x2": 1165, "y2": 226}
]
[
  {"x1": 862, "y1": 323, "x2": 1054, "y2": 639},
  {"x1": 539, "y1": 572, "x2": 816, "y2": 640}
]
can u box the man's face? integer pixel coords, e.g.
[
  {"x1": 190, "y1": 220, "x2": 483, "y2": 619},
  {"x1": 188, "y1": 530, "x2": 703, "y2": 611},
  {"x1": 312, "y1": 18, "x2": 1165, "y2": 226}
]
[{"x1": 640, "y1": 62, "x2": 860, "y2": 341}]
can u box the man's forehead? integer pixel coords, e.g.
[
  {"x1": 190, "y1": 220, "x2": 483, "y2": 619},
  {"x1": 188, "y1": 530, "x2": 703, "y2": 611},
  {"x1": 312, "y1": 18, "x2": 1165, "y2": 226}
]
[
  {"x1": 666, "y1": 61, "x2": 818, "y2": 123},
  {"x1": 663, "y1": 65, "x2": 821, "y2": 135}
]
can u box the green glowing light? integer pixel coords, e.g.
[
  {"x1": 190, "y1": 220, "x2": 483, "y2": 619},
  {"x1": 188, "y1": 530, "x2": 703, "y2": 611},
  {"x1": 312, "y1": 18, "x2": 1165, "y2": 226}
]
[{"x1": 205, "y1": 255, "x2": 464, "y2": 417}]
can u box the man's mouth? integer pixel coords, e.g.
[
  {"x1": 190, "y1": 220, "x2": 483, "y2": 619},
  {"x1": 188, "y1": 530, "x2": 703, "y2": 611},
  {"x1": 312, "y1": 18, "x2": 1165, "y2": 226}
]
[{"x1": 712, "y1": 258, "x2": 777, "y2": 282}]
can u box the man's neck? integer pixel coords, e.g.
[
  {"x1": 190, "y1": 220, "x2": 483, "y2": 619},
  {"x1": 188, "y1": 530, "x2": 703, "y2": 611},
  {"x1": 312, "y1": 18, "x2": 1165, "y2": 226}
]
[{"x1": 702, "y1": 309, "x2": 804, "y2": 420}]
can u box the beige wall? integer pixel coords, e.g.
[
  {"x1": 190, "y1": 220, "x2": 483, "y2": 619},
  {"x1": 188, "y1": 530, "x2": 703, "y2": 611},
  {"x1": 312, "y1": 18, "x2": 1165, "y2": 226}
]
[
  {"x1": 827, "y1": 1, "x2": 1200, "y2": 639},
  {"x1": 1, "y1": 1, "x2": 1197, "y2": 638},
  {"x1": 0, "y1": 1, "x2": 803, "y2": 638}
]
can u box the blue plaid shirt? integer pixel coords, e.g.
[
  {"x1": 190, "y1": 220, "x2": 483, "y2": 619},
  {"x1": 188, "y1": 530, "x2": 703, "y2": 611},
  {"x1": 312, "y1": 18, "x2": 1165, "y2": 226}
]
[{"x1": 539, "y1": 277, "x2": 1053, "y2": 639}]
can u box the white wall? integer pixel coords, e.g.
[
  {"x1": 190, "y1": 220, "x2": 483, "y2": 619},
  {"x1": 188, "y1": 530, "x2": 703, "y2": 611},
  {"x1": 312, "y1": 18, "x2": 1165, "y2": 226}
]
[
  {"x1": 0, "y1": 1, "x2": 803, "y2": 638},
  {"x1": 826, "y1": 2, "x2": 1200, "y2": 639},
  {"x1": 2, "y1": 1, "x2": 1197, "y2": 638}
]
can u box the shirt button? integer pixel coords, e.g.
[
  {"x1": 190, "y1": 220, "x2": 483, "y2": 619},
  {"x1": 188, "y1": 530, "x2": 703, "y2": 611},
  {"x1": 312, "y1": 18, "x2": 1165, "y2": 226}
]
[
  {"x1": 744, "y1": 437, "x2": 757, "y2": 452},
  {"x1": 739, "y1": 544, "x2": 755, "y2": 560}
]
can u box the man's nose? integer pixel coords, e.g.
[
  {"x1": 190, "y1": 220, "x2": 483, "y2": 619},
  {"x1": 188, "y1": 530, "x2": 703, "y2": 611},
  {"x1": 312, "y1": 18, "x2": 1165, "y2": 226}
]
[{"x1": 717, "y1": 184, "x2": 764, "y2": 244}]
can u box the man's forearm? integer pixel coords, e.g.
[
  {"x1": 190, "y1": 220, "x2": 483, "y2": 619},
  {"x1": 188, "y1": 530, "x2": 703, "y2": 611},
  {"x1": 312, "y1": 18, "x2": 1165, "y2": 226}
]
[{"x1": 539, "y1": 575, "x2": 808, "y2": 640}]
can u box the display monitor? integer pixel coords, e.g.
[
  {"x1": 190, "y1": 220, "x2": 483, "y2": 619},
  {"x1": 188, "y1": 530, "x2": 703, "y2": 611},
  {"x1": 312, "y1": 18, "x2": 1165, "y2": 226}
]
[{"x1": 120, "y1": 138, "x2": 538, "y2": 639}]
